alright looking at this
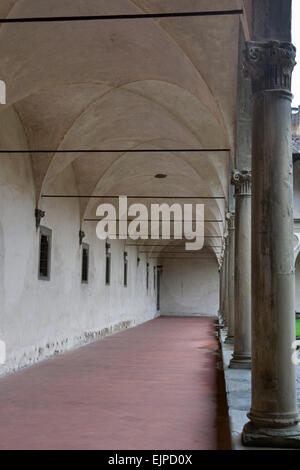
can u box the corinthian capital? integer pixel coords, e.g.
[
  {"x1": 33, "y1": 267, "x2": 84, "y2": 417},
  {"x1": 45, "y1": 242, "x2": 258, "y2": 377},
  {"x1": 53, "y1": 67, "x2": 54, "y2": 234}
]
[
  {"x1": 231, "y1": 170, "x2": 252, "y2": 197},
  {"x1": 243, "y1": 41, "x2": 296, "y2": 94}
]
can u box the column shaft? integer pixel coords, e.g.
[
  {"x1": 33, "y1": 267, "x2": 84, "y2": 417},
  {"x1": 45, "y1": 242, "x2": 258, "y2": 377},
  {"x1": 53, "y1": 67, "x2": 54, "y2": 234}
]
[
  {"x1": 221, "y1": 256, "x2": 226, "y2": 324},
  {"x1": 223, "y1": 239, "x2": 229, "y2": 327},
  {"x1": 242, "y1": 38, "x2": 300, "y2": 447},
  {"x1": 225, "y1": 212, "x2": 235, "y2": 343},
  {"x1": 251, "y1": 88, "x2": 296, "y2": 423},
  {"x1": 230, "y1": 171, "x2": 251, "y2": 369},
  {"x1": 218, "y1": 264, "x2": 223, "y2": 321}
]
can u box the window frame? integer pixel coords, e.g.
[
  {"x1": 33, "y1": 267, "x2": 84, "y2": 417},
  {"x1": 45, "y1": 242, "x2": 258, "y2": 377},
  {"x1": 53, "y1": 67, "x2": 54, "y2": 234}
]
[
  {"x1": 81, "y1": 242, "x2": 89, "y2": 284},
  {"x1": 38, "y1": 226, "x2": 52, "y2": 281},
  {"x1": 124, "y1": 251, "x2": 128, "y2": 287},
  {"x1": 105, "y1": 243, "x2": 111, "y2": 286},
  {"x1": 146, "y1": 262, "x2": 149, "y2": 290}
]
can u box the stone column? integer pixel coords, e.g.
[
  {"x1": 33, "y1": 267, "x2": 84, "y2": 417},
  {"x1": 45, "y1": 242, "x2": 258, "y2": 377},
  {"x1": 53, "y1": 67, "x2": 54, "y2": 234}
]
[
  {"x1": 242, "y1": 37, "x2": 300, "y2": 446},
  {"x1": 222, "y1": 235, "x2": 229, "y2": 327},
  {"x1": 219, "y1": 254, "x2": 225, "y2": 325},
  {"x1": 230, "y1": 170, "x2": 251, "y2": 369},
  {"x1": 225, "y1": 211, "x2": 235, "y2": 344},
  {"x1": 218, "y1": 261, "x2": 223, "y2": 321},
  {"x1": 222, "y1": 254, "x2": 226, "y2": 325},
  {"x1": 223, "y1": 231, "x2": 228, "y2": 328}
]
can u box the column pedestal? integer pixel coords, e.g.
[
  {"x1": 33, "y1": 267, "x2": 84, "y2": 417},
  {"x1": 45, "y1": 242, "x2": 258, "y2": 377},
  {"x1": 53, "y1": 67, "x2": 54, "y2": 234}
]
[{"x1": 243, "y1": 422, "x2": 300, "y2": 449}]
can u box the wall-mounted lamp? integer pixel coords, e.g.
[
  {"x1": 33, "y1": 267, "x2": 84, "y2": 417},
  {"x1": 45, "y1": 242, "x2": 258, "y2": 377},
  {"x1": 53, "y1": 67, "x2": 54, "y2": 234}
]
[
  {"x1": 35, "y1": 208, "x2": 45, "y2": 229},
  {"x1": 79, "y1": 230, "x2": 86, "y2": 246}
]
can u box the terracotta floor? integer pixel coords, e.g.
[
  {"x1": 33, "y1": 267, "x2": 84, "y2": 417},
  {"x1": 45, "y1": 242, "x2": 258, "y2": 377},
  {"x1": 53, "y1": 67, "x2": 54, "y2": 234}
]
[{"x1": 0, "y1": 317, "x2": 217, "y2": 450}]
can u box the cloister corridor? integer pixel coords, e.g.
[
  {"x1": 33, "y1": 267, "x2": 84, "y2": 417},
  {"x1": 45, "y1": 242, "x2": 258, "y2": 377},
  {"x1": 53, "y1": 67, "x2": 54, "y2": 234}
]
[
  {"x1": 0, "y1": 317, "x2": 218, "y2": 450},
  {"x1": 2, "y1": 0, "x2": 300, "y2": 451}
]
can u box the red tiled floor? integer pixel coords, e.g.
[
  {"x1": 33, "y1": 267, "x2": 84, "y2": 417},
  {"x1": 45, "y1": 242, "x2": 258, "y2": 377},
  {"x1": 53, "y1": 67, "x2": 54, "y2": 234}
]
[{"x1": 0, "y1": 317, "x2": 217, "y2": 450}]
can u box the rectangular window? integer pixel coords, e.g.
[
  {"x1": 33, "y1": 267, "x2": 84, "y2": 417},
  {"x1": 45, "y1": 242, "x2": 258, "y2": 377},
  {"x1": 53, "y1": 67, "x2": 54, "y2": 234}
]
[
  {"x1": 38, "y1": 226, "x2": 52, "y2": 281},
  {"x1": 146, "y1": 262, "x2": 149, "y2": 290},
  {"x1": 124, "y1": 251, "x2": 128, "y2": 287},
  {"x1": 81, "y1": 243, "x2": 89, "y2": 283},
  {"x1": 105, "y1": 243, "x2": 111, "y2": 286},
  {"x1": 153, "y1": 266, "x2": 156, "y2": 291}
]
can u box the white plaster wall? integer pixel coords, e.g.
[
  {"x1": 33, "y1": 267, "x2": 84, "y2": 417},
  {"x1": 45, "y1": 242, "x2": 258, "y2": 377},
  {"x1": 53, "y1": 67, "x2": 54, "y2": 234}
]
[
  {"x1": 0, "y1": 108, "x2": 158, "y2": 376},
  {"x1": 159, "y1": 258, "x2": 219, "y2": 317}
]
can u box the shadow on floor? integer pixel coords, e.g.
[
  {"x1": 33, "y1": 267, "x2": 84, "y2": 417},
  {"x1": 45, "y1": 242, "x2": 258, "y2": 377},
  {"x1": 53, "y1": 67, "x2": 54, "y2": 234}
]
[{"x1": 215, "y1": 324, "x2": 232, "y2": 450}]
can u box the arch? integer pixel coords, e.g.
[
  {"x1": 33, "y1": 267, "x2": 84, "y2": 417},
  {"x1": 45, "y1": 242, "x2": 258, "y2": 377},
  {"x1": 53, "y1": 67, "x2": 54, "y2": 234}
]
[{"x1": 36, "y1": 83, "x2": 228, "y2": 222}]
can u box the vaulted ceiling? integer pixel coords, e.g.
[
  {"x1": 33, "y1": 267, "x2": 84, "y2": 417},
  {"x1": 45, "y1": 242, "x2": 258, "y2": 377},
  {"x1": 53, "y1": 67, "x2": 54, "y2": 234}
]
[{"x1": 0, "y1": 0, "x2": 252, "y2": 259}]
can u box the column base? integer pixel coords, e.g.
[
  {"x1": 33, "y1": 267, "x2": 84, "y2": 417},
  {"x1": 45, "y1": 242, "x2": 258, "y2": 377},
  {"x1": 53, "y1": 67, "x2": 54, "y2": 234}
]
[
  {"x1": 242, "y1": 422, "x2": 300, "y2": 449},
  {"x1": 225, "y1": 336, "x2": 234, "y2": 345},
  {"x1": 229, "y1": 356, "x2": 251, "y2": 370}
]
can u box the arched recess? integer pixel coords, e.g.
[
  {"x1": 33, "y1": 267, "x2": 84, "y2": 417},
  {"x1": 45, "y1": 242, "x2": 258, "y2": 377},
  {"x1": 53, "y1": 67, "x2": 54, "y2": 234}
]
[
  {"x1": 13, "y1": 80, "x2": 229, "y2": 205},
  {"x1": 0, "y1": 0, "x2": 238, "y2": 225},
  {"x1": 78, "y1": 150, "x2": 224, "y2": 249},
  {"x1": 0, "y1": 0, "x2": 228, "y2": 129},
  {"x1": 0, "y1": 0, "x2": 237, "y2": 255},
  {"x1": 81, "y1": 142, "x2": 225, "y2": 244},
  {"x1": 129, "y1": 0, "x2": 240, "y2": 153},
  {"x1": 37, "y1": 83, "x2": 228, "y2": 221}
]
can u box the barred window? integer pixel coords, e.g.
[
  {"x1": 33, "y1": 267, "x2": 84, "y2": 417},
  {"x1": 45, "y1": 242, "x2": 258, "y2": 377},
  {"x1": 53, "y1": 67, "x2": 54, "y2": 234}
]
[
  {"x1": 146, "y1": 262, "x2": 149, "y2": 290},
  {"x1": 39, "y1": 226, "x2": 52, "y2": 281},
  {"x1": 81, "y1": 243, "x2": 89, "y2": 283},
  {"x1": 105, "y1": 243, "x2": 111, "y2": 285},
  {"x1": 124, "y1": 252, "x2": 128, "y2": 287}
]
